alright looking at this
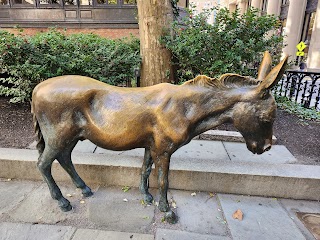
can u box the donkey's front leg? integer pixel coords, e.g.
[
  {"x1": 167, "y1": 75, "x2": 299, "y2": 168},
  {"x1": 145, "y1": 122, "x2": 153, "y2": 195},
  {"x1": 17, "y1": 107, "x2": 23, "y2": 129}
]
[
  {"x1": 153, "y1": 152, "x2": 177, "y2": 224},
  {"x1": 140, "y1": 148, "x2": 154, "y2": 204}
]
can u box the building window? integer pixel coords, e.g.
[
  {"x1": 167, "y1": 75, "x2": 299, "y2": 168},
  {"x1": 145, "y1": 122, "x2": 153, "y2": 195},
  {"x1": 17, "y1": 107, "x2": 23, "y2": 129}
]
[
  {"x1": 39, "y1": 0, "x2": 61, "y2": 5},
  {"x1": 300, "y1": 11, "x2": 316, "y2": 57},
  {"x1": 97, "y1": 0, "x2": 117, "y2": 4},
  {"x1": 1, "y1": 0, "x2": 137, "y2": 7},
  {"x1": 0, "y1": 0, "x2": 9, "y2": 5},
  {"x1": 12, "y1": 0, "x2": 34, "y2": 5},
  {"x1": 64, "y1": 0, "x2": 76, "y2": 5},
  {"x1": 123, "y1": 0, "x2": 136, "y2": 4},
  {"x1": 261, "y1": 0, "x2": 268, "y2": 13},
  {"x1": 280, "y1": 18, "x2": 287, "y2": 36}
]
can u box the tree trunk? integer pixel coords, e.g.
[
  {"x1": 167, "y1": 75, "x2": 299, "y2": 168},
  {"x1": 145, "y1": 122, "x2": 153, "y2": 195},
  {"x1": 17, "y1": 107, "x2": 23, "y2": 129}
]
[{"x1": 137, "y1": 0, "x2": 174, "y2": 87}]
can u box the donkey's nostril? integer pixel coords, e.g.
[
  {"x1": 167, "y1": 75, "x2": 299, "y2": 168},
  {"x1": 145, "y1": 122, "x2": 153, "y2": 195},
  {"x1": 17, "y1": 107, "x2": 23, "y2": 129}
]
[{"x1": 263, "y1": 144, "x2": 271, "y2": 152}]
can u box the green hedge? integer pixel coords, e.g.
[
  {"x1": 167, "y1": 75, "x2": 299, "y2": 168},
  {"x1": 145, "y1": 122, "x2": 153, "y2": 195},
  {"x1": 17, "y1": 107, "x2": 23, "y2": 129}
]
[
  {"x1": 0, "y1": 29, "x2": 141, "y2": 102},
  {"x1": 162, "y1": 7, "x2": 284, "y2": 82}
]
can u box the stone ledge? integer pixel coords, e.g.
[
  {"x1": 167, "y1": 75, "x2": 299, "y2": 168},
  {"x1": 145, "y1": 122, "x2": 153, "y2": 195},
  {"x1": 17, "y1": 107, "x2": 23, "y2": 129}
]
[
  {"x1": 198, "y1": 130, "x2": 277, "y2": 144},
  {"x1": 0, "y1": 148, "x2": 319, "y2": 201}
]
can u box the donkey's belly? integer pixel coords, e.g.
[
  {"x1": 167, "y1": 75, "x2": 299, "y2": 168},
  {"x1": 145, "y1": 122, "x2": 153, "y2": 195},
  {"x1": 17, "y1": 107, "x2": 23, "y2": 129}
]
[{"x1": 82, "y1": 123, "x2": 151, "y2": 151}]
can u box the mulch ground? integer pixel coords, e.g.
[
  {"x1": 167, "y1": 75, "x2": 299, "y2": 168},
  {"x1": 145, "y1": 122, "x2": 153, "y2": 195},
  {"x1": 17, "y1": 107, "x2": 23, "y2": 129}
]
[{"x1": 0, "y1": 97, "x2": 319, "y2": 165}]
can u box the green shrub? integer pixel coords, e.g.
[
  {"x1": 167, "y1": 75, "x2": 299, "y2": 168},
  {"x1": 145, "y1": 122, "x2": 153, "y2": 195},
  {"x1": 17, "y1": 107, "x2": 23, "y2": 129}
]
[
  {"x1": 275, "y1": 95, "x2": 320, "y2": 122},
  {"x1": 162, "y1": 7, "x2": 284, "y2": 81},
  {"x1": 0, "y1": 29, "x2": 140, "y2": 102}
]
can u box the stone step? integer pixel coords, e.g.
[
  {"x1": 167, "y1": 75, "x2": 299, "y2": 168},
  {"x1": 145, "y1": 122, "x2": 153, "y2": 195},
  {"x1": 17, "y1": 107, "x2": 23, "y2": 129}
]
[
  {"x1": 0, "y1": 140, "x2": 319, "y2": 200},
  {"x1": 197, "y1": 130, "x2": 277, "y2": 144}
]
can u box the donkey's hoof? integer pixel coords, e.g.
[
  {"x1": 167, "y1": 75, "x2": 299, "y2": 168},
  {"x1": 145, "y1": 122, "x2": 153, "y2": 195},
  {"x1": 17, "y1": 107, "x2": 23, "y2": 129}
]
[
  {"x1": 58, "y1": 198, "x2": 72, "y2": 212},
  {"x1": 144, "y1": 193, "x2": 153, "y2": 204},
  {"x1": 82, "y1": 186, "x2": 93, "y2": 197},
  {"x1": 59, "y1": 198, "x2": 72, "y2": 212},
  {"x1": 164, "y1": 210, "x2": 178, "y2": 224},
  {"x1": 158, "y1": 201, "x2": 170, "y2": 212}
]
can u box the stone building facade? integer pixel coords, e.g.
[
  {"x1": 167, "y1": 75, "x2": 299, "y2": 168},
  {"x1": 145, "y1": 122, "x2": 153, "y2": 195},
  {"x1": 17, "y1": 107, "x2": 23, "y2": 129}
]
[
  {"x1": 218, "y1": 0, "x2": 320, "y2": 69},
  {"x1": 0, "y1": 1, "x2": 187, "y2": 38}
]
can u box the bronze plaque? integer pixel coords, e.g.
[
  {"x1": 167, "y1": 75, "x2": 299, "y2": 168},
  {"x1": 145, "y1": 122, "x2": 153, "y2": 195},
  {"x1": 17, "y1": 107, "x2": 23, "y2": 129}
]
[{"x1": 296, "y1": 212, "x2": 320, "y2": 239}]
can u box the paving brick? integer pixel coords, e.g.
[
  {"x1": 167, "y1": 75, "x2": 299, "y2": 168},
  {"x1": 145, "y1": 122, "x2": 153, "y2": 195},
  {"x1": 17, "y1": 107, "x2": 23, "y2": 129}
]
[
  {"x1": 169, "y1": 190, "x2": 229, "y2": 236},
  {"x1": 88, "y1": 186, "x2": 155, "y2": 233},
  {"x1": 0, "y1": 179, "x2": 39, "y2": 215},
  {"x1": 279, "y1": 198, "x2": 320, "y2": 240},
  {"x1": 155, "y1": 228, "x2": 231, "y2": 240},
  {"x1": 72, "y1": 228, "x2": 153, "y2": 240},
  {"x1": 223, "y1": 142, "x2": 296, "y2": 164},
  {"x1": 0, "y1": 222, "x2": 75, "y2": 240},
  {"x1": 96, "y1": 140, "x2": 230, "y2": 162},
  {"x1": 8, "y1": 183, "x2": 91, "y2": 225},
  {"x1": 218, "y1": 194, "x2": 306, "y2": 240}
]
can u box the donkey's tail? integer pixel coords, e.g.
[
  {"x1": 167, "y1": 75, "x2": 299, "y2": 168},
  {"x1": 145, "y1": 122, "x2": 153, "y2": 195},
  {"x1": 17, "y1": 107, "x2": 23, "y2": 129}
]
[{"x1": 31, "y1": 102, "x2": 45, "y2": 155}]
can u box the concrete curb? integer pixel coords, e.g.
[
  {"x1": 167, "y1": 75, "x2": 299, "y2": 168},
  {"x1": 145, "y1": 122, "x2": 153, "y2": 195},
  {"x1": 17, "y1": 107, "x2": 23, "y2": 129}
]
[{"x1": 0, "y1": 148, "x2": 319, "y2": 201}]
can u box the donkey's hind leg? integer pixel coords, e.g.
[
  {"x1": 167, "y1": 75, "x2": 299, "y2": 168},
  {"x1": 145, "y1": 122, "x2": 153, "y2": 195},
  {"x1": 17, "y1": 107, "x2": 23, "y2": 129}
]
[
  {"x1": 139, "y1": 148, "x2": 154, "y2": 204},
  {"x1": 56, "y1": 141, "x2": 93, "y2": 197},
  {"x1": 37, "y1": 147, "x2": 72, "y2": 212}
]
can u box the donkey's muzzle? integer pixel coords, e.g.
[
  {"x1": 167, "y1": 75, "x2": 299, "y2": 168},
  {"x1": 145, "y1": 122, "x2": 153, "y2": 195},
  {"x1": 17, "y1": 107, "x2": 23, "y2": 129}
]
[{"x1": 248, "y1": 141, "x2": 272, "y2": 155}]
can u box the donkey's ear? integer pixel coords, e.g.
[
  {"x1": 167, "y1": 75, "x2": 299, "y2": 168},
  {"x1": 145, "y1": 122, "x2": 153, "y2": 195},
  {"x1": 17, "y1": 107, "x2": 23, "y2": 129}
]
[
  {"x1": 258, "y1": 55, "x2": 288, "y2": 91},
  {"x1": 257, "y1": 51, "x2": 272, "y2": 81}
]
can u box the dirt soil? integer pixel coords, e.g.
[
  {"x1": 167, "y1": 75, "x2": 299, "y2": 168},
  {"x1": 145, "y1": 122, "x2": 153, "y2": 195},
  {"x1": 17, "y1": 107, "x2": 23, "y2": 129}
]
[{"x1": 0, "y1": 97, "x2": 319, "y2": 165}]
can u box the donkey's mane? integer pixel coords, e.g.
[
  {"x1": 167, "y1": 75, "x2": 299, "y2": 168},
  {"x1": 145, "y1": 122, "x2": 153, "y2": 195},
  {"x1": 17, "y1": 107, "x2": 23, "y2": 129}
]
[{"x1": 182, "y1": 74, "x2": 259, "y2": 89}]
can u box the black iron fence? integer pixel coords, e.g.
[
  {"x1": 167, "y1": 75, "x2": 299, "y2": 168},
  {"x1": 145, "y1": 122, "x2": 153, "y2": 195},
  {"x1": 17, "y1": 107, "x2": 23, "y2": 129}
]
[{"x1": 274, "y1": 70, "x2": 320, "y2": 111}]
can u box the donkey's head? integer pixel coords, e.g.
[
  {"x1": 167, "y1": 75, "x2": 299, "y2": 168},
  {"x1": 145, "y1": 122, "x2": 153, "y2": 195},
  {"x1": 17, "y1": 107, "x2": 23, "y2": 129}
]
[{"x1": 232, "y1": 52, "x2": 288, "y2": 154}]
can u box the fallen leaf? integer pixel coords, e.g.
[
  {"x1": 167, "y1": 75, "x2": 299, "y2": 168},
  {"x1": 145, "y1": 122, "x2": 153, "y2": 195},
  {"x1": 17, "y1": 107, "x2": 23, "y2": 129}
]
[
  {"x1": 191, "y1": 192, "x2": 196, "y2": 196},
  {"x1": 66, "y1": 194, "x2": 72, "y2": 197},
  {"x1": 209, "y1": 192, "x2": 215, "y2": 197},
  {"x1": 142, "y1": 216, "x2": 150, "y2": 220},
  {"x1": 121, "y1": 186, "x2": 131, "y2": 192},
  {"x1": 123, "y1": 198, "x2": 128, "y2": 202},
  {"x1": 232, "y1": 209, "x2": 243, "y2": 220},
  {"x1": 141, "y1": 199, "x2": 145, "y2": 205},
  {"x1": 80, "y1": 200, "x2": 85, "y2": 204}
]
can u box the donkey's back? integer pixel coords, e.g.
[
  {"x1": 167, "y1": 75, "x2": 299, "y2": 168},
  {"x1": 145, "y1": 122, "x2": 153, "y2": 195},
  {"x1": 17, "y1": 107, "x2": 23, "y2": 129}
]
[{"x1": 32, "y1": 75, "x2": 182, "y2": 151}]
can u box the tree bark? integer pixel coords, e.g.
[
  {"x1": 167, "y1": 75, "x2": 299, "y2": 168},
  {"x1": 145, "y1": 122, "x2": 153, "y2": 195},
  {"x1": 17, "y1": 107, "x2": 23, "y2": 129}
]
[{"x1": 137, "y1": 0, "x2": 174, "y2": 87}]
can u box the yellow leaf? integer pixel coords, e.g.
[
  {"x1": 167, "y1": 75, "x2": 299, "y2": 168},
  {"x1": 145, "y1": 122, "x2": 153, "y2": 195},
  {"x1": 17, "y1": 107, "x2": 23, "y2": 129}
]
[{"x1": 121, "y1": 186, "x2": 131, "y2": 192}]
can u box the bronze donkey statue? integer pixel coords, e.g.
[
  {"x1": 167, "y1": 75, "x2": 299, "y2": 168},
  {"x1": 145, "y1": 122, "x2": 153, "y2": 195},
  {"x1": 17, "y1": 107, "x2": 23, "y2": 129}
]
[{"x1": 31, "y1": 51, "x2": 287, "y2": 223}]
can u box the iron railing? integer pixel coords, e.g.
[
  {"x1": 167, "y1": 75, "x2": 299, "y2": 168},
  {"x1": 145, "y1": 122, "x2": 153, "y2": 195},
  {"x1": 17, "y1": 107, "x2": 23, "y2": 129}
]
[{"x1": 274, "y1": 70, "x2": 320, "y2": 111}]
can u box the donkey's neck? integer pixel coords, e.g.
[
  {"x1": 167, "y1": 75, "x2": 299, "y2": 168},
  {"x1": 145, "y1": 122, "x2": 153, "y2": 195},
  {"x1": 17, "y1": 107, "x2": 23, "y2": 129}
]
[{"x1": 185, "y1": 87, "x2": 243, "y2": 138}]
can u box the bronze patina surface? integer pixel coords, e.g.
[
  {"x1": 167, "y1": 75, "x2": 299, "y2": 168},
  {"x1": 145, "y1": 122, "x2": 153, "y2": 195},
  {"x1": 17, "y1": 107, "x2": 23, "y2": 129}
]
[
  {"x1": 296, "y1": 212, "x2": 320, "y2": 239},
  {"x1": 31, "y1": 51, "x2": 287, "y2": 223}
]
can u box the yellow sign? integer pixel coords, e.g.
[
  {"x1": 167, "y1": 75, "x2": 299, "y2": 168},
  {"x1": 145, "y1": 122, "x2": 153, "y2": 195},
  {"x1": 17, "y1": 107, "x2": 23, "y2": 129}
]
[
  {"x1": 296, "y1": 41, "x2": 306, "y2": 52},
  {"x1": 296, "y1": 51, "x2": 305, "y2": 56}
]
